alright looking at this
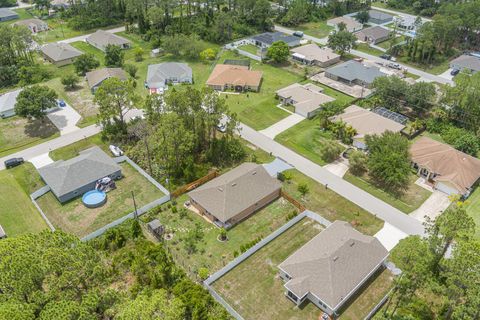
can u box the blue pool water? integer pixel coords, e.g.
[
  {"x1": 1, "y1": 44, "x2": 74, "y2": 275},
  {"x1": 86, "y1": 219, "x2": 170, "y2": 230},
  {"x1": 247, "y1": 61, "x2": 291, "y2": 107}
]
[{"x1": 82, "y1": 190, "x2": 107, "y2": 208}]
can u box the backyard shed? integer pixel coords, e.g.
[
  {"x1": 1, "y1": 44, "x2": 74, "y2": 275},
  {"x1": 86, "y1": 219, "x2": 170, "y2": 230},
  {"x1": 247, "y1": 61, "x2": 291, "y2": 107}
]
[{"x1": 147, "y1": 219, "x2": 164, "y2": 239}]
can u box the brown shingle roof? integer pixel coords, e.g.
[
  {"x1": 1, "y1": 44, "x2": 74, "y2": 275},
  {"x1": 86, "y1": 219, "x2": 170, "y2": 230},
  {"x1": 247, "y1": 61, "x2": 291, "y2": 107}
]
[
  {"x1": 188, "y1": 163, "x2": 281, "y2": 223},
  {"x1": 410, "y1": 137, "x2": 480, "y2": 194},
  {"x1": 279, "y1": 221, "x2": 388, "y2": 310},
  {"x1": 291, "y1": 44, "x2": 340, "y2": 64},
  {"x1": 206, "y1": 64, "x2": 262, "y2": 88}
]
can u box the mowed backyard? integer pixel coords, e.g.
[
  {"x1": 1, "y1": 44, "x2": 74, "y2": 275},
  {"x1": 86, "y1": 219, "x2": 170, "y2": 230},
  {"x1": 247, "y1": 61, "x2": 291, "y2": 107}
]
[
  {"x1": 0, "y1": 163, "x2": 48, "y2": 237},
  {"x1": 465, "y1": 187, "x2": 480, "y2": 239},
  {"x1": 36, "y1": 161, "x2": 165, "y2": 237},
  {"x1": 212, "y1": 218, "x2": 324, "y2": 320}
]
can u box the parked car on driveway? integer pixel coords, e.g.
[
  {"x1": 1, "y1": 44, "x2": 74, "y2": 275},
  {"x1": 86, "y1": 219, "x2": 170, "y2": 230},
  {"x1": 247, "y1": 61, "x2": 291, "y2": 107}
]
[
  {"x1": 109, "y1": 145, "x2": 123, "y2": 157},
  {"x1": 450, "y1": 69, "x2": 460, "y2": 76},
  {"x1": 57, "y1": 99, "x2": 66, "y2": 107},
  {"x1": 4, "y1": 157, "x2": 24, "y2": 169}
]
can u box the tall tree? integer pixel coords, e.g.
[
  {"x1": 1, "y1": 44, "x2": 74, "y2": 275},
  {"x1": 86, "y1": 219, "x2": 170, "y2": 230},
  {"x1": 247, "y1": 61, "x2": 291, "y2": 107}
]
[
  {"x1": 266, "y1": 41, "x2": 290, "y2": 64},
  {"x1": 327, "y1": 29, "x2": 357, "y2": 57},
  {"x1": 14, "y1": 85, "x2": 58, "y2": 120},
  {"x1": 104, "y1": 45, "x2": 125, "y2": 67}
]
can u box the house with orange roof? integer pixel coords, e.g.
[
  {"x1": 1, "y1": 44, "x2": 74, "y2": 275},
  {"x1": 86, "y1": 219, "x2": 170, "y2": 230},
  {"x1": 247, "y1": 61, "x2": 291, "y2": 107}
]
[{"x1": 206, "y1": 64, "x2": 263, "y2": 92}]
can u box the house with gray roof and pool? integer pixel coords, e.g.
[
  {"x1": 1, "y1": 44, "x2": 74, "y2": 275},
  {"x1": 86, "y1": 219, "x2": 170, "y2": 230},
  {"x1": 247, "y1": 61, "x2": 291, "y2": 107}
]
[
  {"x1": 251, "y1": 32, "x2": 301, "y2": 49},
  {"x1": 38, "y1": 147, "x2": 122, "y2": 203},
  {"x1": 146, "y1": 62, "x2": 192, "y2": 94},
  {"x1": 278, "y1": 220, "x2": 389, "y2": 317},
  {"x1": 325, "y1": 60, "x2": 386, "y2": 88}
]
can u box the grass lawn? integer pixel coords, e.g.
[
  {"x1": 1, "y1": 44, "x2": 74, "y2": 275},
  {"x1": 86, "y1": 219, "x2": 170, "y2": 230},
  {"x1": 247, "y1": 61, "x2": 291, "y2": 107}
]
[
  {"x1": 0, "y1": 116, "x2": 60, "y2": 158},
  {"x1": 0, "y1": 163, "x2": 48, "y2": 237},
  {"x1": 212, "y1": 217, "x2": 324, "y2": 320},
  {"x1": 37, "y1": 162, "x2": 165, "y2": 237},
  {"x1": 295, "y1": 21, "x2": 334, "y2": 39},
  {"x1": 238, "y1": 44, "x2": 259, "y2": 56},
  {"x1": 465, "y1": 187, "x2": 480, "y2": 239},
  {"x1": 143, "y1": 194, "x2": 299, "y2": 277},
  {"x1": 275, "y1": 118, "x2": 345, "y2": 166},
  {"x1": 397, "y1": 55, "x2": 451, "y2": 75},
  {"x1": 308, "y1": 81, "x2": 356, "y2": 107},
  {"x1": 343, "y1": 171, "x2": 431, "y2": 214},
  {"x1": 355, "y1": 43, "x2": 385, "y2": 57},
  {"x1": 219, "y1": 50, "x2": 301, "y2": 130},
  {"x1": 377, "y1": 36, "x2": 407, "y2": 50},
  {"x1": 284, "y1": 170, "x2": 384, "y2": 235},
  {"x1": 70, "y1": 41, "x2": 105, "y2": 64},
  {"x1": 49, "y1": 133, "x2": 109, "y2": 161}
]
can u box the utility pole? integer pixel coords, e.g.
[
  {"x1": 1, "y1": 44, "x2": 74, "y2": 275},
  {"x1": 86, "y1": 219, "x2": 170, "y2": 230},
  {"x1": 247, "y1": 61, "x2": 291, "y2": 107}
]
[{"x1": 131, "y1": 190, "x2": 138, "y2": 219}]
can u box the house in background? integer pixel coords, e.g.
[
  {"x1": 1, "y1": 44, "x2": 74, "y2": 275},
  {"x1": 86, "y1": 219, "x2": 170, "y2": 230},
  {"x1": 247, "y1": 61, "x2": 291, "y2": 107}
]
[
  {"x1": 14, "y1": 18, "x2": 48, "y2": 33},
  {"x1": 38, "y1": 147, "x2": 122, "y2": 203},
  {"x1": 291, "y1": 44, "x2": 341, "y2": 67},
  {"x1": 86, "y1": 30, "x2": 131, "y2": 52},
  {"x1": 206, "y1": 64, "x2": 263, "y2": 92},
  {"x1": 0, "y1": 8, "x2": 19, "y2": 22},
  {"x1": 276, "y1": 83, "x2": 335, "y2": 118},
  {"x1": 450, "y1": 54, "x2": 480, "y2": 74},
  {"x1": 355, "y1": 26, "x2": 391, "y2": 44},
  {"x1": 251, "y1": 32, "x2": 301, "y2": 49},
  {"x1": 325, "y1": 60, "x2": 386, "y2": 88},
  {"x1": 86, "y1": 68, "x2": 127, "y2": 93},
  {"x1": 394, "y1": 15, "x2": 419, "y2": 31},
  {"x1": 146, "y1": 62, "x2": 192, "y2": 94},
  {"x1": 410, "y1": 137, "x2": 480, "y2": 197},
  {"x1": 279, "y1": 220, "x2": 388, "y2": 317},
  {"x1": 188, "y1": 163, "x2": 282, "y2": 229},
  {"x1": 0, "y1": 88, "x2": 22, "y2": 118},
  {"x1": 327, "y1": 16, "x2": 363, "y2": 33},
  {"x1": 41, "y1": 42, "x2": 83, "y2": 66},
  {"x1": 367, "y1": 9, "x2": 394, "y2": 24}
]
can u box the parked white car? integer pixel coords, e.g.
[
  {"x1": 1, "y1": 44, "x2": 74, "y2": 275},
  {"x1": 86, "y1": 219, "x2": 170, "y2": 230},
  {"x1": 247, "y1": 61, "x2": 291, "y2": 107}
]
[{"x1": 109, "y1": 145, "x2": 123, "y2": 157}]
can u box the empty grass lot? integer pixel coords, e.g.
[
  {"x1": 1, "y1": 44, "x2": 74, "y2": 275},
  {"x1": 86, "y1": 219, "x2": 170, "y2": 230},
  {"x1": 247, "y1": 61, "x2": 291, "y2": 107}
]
[
  {"x1": 465, "y1": 187, "x2": 480, "y2": 239},
  {"x1": 355, "y1": 43, "x2": 385, "y2": 57},
  {"x1": 283, "y1": 170, "x2": 384, "y2": 235},
  {"x1": 0, "y1": 163, "x2": 48, "y2": 237},
  {"x1": 0, "y1": 116, "x2": 60, "y2": 157},
  {"x1": 49, "y1": 134, "x2": 109, "y2": 161},
  {"x1": 36, "y1": 162, "x2": 165, "y2": 237},
  {"x1": 144, "y1": 194, "x2": 299, "y2": 277},
  {"x1": 219, "y1": 51, "x2": 301, "y2": 130},
  {"x1": 275, "y1": 118, "x2": 346, "y2": 166},
  {"x1": 377, "y1": 35, "x2": 408, "y2": 50},
  {"x1": 212, "y1": 218, "x2": 324, "y2": 320},
  {"x1": 294, "y1": 21, "x2": 334, "y2": 39},
  {"x1": 343, "y1": 171, "x2": 431, "y2": 214}
]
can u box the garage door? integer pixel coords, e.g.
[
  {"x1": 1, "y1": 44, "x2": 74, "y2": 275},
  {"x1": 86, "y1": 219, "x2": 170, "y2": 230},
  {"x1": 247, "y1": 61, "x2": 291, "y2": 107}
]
[{"x1": 436, "y1": 182, "x2": 459, "y2": 196}]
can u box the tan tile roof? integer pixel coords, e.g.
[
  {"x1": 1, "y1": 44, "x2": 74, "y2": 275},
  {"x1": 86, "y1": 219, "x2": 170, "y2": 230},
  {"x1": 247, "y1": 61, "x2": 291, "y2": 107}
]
[
  {"x1": 279, "y1": 221, "x2": 388, "y2": 310},
  {"x1": 86, "y1": 30, "x2": 130, "y2": 47},
  {"x1": 86, "y1": 68, "x2": 127, "y2": 89},
  {"x1": 188, "y1": 163, "x2": 281, "y2": 223},
  {"x1": 277, "y1": 83, "x2": 335, "y2": 114},
  {"x1": 327, "y1": 16, "x2": 363, "y2": 32},
  {"x1": 291, "y1": 44, "x2": 340, "y2": 64},
  {"x1": 206, "y1": 64, "x2": 263, "y2": 88},
  {"x1": 411, "y1": 137, "x2": 480, "y2": 194},
  {"x1": 331, "y1": 105, "x2": 405, "y2": 137}
]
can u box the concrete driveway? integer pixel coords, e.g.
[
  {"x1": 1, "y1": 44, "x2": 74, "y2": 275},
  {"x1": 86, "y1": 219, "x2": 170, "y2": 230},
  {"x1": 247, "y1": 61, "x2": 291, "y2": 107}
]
[
  {"x1": 47, "y1": 103, "x2": 81, "y2": 135},
  {"x1": 411, "y1": 191, "x2": 451, "y2": 223},
  {"x1": 29, "y1": 153, "x2": 54, "y2": 169},
  {"x1": 438, "y1": 68, "x2": 455, "y2": 81},
  {"x1": 259, "y1": 113, "x2": 304, "y2": 139},
  {"x1": 374, "y1": 223, "x2": 408, "y2": 251},
  {"x1": 323, "y1": 158, "x2": 349, "y2": 178}
]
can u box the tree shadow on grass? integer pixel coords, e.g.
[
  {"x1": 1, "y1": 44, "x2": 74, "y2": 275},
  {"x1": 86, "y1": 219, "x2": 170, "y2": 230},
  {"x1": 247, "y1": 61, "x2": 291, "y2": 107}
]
[{"x1": 24, "y1": 118, "x2": 59, "y2": 139}]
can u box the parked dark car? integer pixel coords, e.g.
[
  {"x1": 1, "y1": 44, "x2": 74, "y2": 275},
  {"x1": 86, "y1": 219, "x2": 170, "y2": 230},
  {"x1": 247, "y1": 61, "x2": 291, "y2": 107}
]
[
  {"x1": 380, "y1": 54, "x2": 392, "y2": 60},
  {"x1": 4, "y1": 157, "x2": 24, "y2": 169},
  {"x1": 293, "y1": 31, "x2": 304, "y2": 37},
  {"x1": 450, "y1": 69, "x2": 460, "y2": 76}
]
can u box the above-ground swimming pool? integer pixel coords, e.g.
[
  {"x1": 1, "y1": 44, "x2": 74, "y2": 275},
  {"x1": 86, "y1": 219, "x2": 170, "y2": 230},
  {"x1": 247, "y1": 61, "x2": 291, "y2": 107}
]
[{"x1": 82, "y1": 190, "x2": 107, "y2": 208}]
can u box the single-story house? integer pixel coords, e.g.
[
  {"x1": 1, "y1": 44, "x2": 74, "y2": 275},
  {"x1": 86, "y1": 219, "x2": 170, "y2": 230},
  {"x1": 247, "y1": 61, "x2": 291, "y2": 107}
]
[
  {"x1": 188, "y1": 162, "x2": 282, "y2": 229},
  {"x1": 367, "y1": 9, "x2": 394, "y2": 24},
  {"x1": 0, "y1": 224, "x2": 6, "y2": 239},
  {"x1": 0, "y1": 88, "x2": 22, "y2": 118},
  {"x1": 394, "y1": 15, "x2": 418, "y2": 30},
  {"x1": 85, "y1": 30, "x2": 131, "y2": 52},
  {"x1": 206, "y1": 64, "x2": 263, "y2": 92},
  {"x1": 146, "y1": 62, "x2": 192, "y2": 94},
  {"x1": 327, "y1": 16, "x2": 363, "y2": 33},
  {"x1": 38, "y1": 146, "x2": 122, "y2": 203},
  {"x1": 276, "y1": 83, "x2": 335, "y2": 118},
  {"x1": 40, "y1": 42, "x2": 83, "y2": 66},
  {"x1": 450, "y1": 54, "x2": 480, "y2": 74},
  {"x1": 355, "y1": 26, "x2": 391, "y2": 44},
  {"x1": 0, "y1": 8, "x2": 19, "y2": 22},
  {"x1": 51, "y1": 0, "x2": 73, "y2": 9},
  {"x1": 14, "y1": 18, "x2": 48, "y2": 33},
  {"x1": 251, "y1": 31, "x2": 301, "y2": 48},
  {"x1": 325, "y1": 60, "x2": 386, "y2": 88},
  {"x1": 410, "y1": 137, "x2": 480, "y2": 197},
  {"x1": 291, "y1": 44, "x2": 341, "y2": 67},
  {"x1": 279, "y1": 220, "x2": 388, "y2": 317},
  {"x1": 86, "y1": 67, "x2": 127, "y2": 93}
]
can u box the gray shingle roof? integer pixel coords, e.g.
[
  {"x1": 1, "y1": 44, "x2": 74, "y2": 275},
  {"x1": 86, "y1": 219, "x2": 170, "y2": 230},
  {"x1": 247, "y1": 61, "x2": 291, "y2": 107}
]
[
  {"x1": 86, "y1": 30, "x2": 130, "y2": 47},
  {"x1": 14, "y1": 18, "x2": 47, "y2": 28},
  {"x1": 188, "y1": 163, "x2": 282, "y2": 223},
  {"x1": 41, "y1": 42, "x2": 83, "y2": 62},
  {"x1": 0, "y1": 89, "x2": 22, "y2": 114},
  {"x1": 450, "y1": 54, "x2": 480, "y2": 72},
  {"x1": 368, "y1": 9, "x2": 394, "y2": 22},
  {"x1": 355, "y1": 26, "x2": 390, "y2": 41},
  {"x1": 279, "y1": 221, "x2": 388, "y2": 310},
  {"x1": 252, "y1": 32, "x2": 299, "y2": 46},
  {"x1": 0, "y1": 8, "x2": 18, "y2": 19},
  {"x1": 86, "y1": 68, "x2": 127, "y2": 89},
  {"x1": 326, "y1": 60, "x2": 386, "y2": 85},
  {"x1": 38, "y1": 147, "x2": 121, "y2": 198},
  {"x1": 146, "y1": 62, "x2": 192, "y2": 88}
]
